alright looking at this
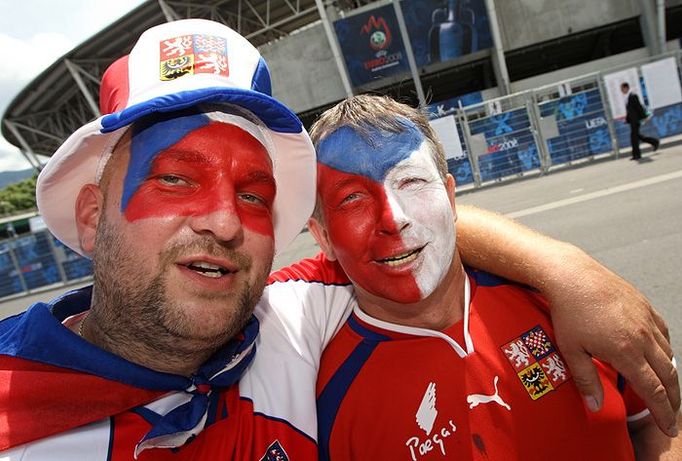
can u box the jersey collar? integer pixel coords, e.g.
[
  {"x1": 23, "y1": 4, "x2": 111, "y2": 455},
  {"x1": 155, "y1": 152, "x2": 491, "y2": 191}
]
[{"x1": 350, "y1": 274, "x2": 473, "y2": 358}]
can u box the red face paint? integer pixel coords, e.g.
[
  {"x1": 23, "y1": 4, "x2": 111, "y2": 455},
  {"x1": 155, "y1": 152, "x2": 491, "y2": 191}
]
[
  {"x1": 124, "y1": 122, "x2": 275, "y2": 238},
  {"x1": 317, "y1": 163, "x2": 421, "y2": 302}
]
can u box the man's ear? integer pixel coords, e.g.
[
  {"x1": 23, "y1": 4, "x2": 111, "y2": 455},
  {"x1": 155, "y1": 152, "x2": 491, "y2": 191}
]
[
  {"x1": 445, "y1": 173, "x2": 457, "y2": 222},
  {"x1": 307, "y1": 216, "x2": 337, "y2": 261},
  {"x1": 75, "y1": 184, "x2": 104, "y2": 255}
]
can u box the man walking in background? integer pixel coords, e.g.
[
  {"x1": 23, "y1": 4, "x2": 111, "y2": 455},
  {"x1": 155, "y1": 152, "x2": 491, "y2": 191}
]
[
  {"x1": 621, "y1": 81, "x2": 660, "y2": 160},
  {"x1": 305, "y1": 94, "x2": 680, "y2": 460}
]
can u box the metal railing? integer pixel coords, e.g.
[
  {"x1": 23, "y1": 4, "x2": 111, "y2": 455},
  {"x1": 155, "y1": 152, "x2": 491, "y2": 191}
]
[
  {"x1": 0, "y1": 230, "x2": 92, "y2": 300},
  {"x1": 442, "y1": 50, "x2": 682, "y2": 188}
]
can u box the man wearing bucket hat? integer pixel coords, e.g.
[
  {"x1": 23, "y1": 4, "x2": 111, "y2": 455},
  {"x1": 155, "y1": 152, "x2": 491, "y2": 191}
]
[
  {"x1": 0, "y1": 18, "x2": 321, "y2": 460},
  {"x1": 0, "y1": 18, "x2": 677, "y2": 461}
]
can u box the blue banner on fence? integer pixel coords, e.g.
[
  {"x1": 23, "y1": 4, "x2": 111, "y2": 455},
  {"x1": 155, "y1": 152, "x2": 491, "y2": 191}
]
[
  {"x1": 53, "y1": 238, "x2": 93, "y2": 280},
  {"x1": 539, "y1": 89, "x2": 682, "y2": 162},
  {"x1": 0, "y1": 243, "x2": 23, "y2": 297},
  {"x1": 614, "y1": 102, "x2": 682, "y2": 149},
  {"x1": 468, "y1": 107, "x2": 541, "y2": 182},
  {"x1": 449, "y1": 120, "x2": 475, "y2": 185},
  {"x1": 13, "y1": 233, "x2": 61, "y2": 290},
  {"x1": 539, "y1": 89, "x2": 613, "y2": 164},
  {"x1": 448, "y1": 157, "x2": 475, "y2": 185},
  {"x1": 0, "y1": 231, "x2": 94, "y2": 299}
]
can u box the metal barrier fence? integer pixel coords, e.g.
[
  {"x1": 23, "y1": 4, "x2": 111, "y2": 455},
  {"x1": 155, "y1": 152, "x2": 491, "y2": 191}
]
[
  {"x1": 441, "y1": 51, "x2": 682, "y2": 188},
  {"x1": 0, "y1": 230, "x2": 92, "y2": 300}
]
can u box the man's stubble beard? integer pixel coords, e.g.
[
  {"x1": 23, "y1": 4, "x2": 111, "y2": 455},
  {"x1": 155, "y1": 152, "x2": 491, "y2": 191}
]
[{"x1": 90, "y1": 212, "x2": 272, "y2": 361}]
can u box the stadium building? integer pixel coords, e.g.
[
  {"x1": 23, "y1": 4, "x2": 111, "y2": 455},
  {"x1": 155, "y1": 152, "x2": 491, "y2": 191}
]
[{"x1": 2, "y1": 0, "x2": 680, "y2": 168}]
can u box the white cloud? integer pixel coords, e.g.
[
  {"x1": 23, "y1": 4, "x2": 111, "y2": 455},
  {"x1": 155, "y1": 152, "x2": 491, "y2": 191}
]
[
  {"x1": 0, "y1": 32, "x2": 73, "y2": 167},
  {"x1": 0, "y1": 140, "x2": 32, "y2": 172},
  {"x1": 0, "y1": 0, "x2": 146, "y2": 161},
  {"x1": 80, "y1": 1, "x2": 148, "y2": 32},
  {"x1": 0, "y1": 32, "x2": 73, "y2": 97}
]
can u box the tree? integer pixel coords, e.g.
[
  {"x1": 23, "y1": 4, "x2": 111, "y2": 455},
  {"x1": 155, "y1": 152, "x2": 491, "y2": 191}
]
[{"x1": 0, "y1": 176, "x2": 37, "y2": 216}]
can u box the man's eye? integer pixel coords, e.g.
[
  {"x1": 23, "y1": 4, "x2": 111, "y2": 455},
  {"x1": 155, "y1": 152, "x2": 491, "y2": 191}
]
[
  {"x1": 158, "y1": 175, "x2": 189, "y2": 186},
  {"x1": 340, "y1": 192, "x2": 361, "y2": 204},
  {"x1": 239, "y1": 193, "x2": 266, "y2": 206},
  {"x1": 399, "y1": 177, "x2": 427, "y2": 188}
]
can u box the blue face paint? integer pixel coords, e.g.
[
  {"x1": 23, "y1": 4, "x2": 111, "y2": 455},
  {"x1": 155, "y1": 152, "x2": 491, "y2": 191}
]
[
  {"x1": 120, "y1": 112, "x2": 211, "y2": 212},
  {"x1": 316, "y1": 119, "x2": 424, "y2": 183}
]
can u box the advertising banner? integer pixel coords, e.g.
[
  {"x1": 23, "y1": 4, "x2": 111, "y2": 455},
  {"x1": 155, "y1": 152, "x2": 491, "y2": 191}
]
[
  {"x1": 402, "y1": 0, "x2": 492, "y2": 67},
  {"x1": 603, "y1": 67, "x2": 641, "y2": 120},
  {"x1": 429, "y1": 114, "x2": 464, "y2": 160},
  {"x1": 641, "y1": 57, "x2": 682, "y2": 110},
  {"x1": 334, "y1": 4, "x2": 409, "y2": 86},
  {"x1": 539, "y1": 87, "x2": 682, "y2": 161},
  {"x1": 538, "y1": 89, "x2": 613, "y2": 164},
  {"x1": 335, "y1": 0, "x2": 492, "y2": 87},
  {"x1": 467, "y1": 107, "x2": 541, "y2": 182}
]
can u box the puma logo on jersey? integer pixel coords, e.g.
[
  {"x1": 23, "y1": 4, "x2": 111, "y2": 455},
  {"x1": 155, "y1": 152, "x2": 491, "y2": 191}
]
[{"x1": 466, "y1": 376, "x2": 511, "y2": 410}]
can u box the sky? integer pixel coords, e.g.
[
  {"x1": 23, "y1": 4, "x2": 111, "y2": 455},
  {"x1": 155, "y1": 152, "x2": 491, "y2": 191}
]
[{"x1": 0, "y1": 0, "x2": 147, "y2": 171}]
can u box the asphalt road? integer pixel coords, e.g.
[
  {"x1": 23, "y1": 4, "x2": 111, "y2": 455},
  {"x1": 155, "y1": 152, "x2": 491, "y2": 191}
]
[{"x1": 2, "y1": 144, "x2": 680, "y2": 360}]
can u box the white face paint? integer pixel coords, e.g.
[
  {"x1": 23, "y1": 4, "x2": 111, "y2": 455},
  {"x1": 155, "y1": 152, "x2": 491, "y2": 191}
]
[{"x1": 382, "y1": 141, "x2": 456, "y2": 299}]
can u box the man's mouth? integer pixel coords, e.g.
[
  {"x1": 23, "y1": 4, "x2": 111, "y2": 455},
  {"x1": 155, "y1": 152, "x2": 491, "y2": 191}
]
[
  {"x1": 184, "y1": 261, "x2": 231, "y2": 278},
  {"x1": 376, "y1": 246, "x2": 424, "y2": 267}
]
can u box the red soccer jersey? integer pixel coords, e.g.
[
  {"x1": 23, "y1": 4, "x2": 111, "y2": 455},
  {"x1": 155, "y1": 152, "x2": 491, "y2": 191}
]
[{"x1": 317, "y1": 270, "x2": 647, "y2": 461}]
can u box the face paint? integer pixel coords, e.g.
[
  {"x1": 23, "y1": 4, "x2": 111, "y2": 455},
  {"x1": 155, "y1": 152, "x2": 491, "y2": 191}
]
[
  {"x1": 93, "y1": 119, "x2": 276, "y2": 345},
  {"x1": 317, "y1": 121, "x2": 455, "y2": 303},
  {"x1": 121, "y1": 112, "x2": 210, "y2": 211},
  {"x1": 123, "y1": 120, "x2": 276, "y2": 238}
]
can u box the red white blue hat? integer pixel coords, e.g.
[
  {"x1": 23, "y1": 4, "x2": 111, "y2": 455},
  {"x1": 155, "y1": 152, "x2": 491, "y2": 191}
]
[{"x1": 36, "y1": 19, "x2": 316, "y2": 256}]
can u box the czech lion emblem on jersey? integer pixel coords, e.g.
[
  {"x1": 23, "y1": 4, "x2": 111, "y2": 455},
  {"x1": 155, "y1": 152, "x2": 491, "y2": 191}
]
[{"x1": 501, "y1": 325, "x2": 571, "y2": 400}]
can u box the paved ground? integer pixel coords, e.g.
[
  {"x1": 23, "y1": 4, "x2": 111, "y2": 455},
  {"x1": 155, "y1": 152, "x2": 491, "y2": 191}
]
[{"x1": 2, "y1": 144, "x2": 680, "y2": 360}]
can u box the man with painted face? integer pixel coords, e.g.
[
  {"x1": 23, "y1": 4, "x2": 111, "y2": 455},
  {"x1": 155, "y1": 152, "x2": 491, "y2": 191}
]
[
  {"x1": 0, "y1": 19, "x2": 323, "y2": 460},
  {"x1": 0, "y1": 19, "x2": 678, "y2": 461},
  {"x1": 300, "y1": 95, "x2": 681, "y2": 460}
]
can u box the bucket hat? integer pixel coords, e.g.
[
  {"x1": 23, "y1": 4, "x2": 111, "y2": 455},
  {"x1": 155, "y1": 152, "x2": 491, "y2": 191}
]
[{"x1": 36, "y1": 18, "x2": 316, "y2": 256}]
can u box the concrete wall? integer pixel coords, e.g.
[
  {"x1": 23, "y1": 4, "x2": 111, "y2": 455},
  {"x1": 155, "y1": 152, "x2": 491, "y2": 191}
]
[
  {"x1": 258, "y1": 1, "x2": 678, "y2": 114},
  {"x1": 510, "y1": 48, "x2": 648, "y2": 93},
  {"x1": 509, "y1": 39, "x2": 681, "y2": 93},
  {"x1": 496, "y1": 0, "x2": 641, "y2": 51},
  {"x1": 260, "y1": 23, "x2": 347, "y2": 113}
]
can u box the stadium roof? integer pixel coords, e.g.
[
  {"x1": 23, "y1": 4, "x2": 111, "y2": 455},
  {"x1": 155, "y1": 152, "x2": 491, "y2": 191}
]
[{"x1": 1, "y1": 0, "x2": 336, "y2": 168}]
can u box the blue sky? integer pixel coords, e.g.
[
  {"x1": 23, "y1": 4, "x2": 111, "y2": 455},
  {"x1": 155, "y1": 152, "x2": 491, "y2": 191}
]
[{"x1": 0, "y1": 0, "x2": 146, "y2": 171}]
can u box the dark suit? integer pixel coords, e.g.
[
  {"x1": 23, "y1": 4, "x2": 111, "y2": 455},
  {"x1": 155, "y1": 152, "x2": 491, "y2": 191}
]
[{"x1": 625, "y1": 92, "x2": 658, "y2": 159}]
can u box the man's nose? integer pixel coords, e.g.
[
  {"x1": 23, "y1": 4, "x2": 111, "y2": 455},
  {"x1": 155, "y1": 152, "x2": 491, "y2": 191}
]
[
  {"x1": 378, "y1": 193, "x2": 411, "y2": 234},
  {"x1": 188, "y1": 188, "x2": 244, "y2": 244}
]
